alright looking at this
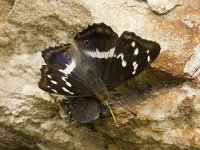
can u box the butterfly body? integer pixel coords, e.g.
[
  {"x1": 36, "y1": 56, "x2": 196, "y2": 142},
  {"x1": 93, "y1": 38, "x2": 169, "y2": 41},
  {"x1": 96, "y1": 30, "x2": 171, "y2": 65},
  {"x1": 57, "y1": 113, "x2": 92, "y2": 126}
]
[{"x1": 38, "y1": 23, "x2": 160, "y2": 123}]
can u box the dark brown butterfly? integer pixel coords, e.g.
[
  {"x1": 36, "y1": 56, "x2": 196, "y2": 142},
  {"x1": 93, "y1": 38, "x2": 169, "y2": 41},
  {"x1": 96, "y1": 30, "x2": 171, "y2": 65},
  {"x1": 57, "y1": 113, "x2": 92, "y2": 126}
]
[{"x1": 38, "y1": 23, "x2": 160, "y2": 125}]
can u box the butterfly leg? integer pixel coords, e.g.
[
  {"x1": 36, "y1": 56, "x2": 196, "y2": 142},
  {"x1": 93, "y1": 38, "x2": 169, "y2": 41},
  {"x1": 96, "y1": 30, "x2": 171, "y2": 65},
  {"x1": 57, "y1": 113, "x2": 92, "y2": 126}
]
[
  {"x1": 104, "y1": 100, "x2": 119, "y2": 127},
  {"x1": 97, "y1": 91, "x2": 119, "y2": 126}
]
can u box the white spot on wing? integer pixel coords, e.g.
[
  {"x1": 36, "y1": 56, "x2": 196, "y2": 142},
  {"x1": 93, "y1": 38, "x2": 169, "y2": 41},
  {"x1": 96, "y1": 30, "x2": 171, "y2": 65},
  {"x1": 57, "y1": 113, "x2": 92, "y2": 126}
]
[
  {"x1": 59, "y1": 59, "x2": 76, "y2": 75},
  {"x1": 62, "y1": 87, "x2": 74, "y2": 94},
  {"x1": 146, "y1": 50, "x2": 150, "y2": 54},
  {"x1": 131, "y1": 42, "x2": 136, "y2": 47},
  {"x1": 104, "y1": 52, "x2": 109, "y2": 59},
  {"x1": 132, "y1": 61, "x2": 137, "y2": 67},
  {"x1": 134, "y1": 64, "x2": 138, "y2": 70},
  {"x1": 117, "y1": 53, "x2": 124, "y2": 59},
  {"x1": 134, "y1": 48, "x2": 139, "y2": 56},
  {"x1": 132, "y1": 61, "x2": 138, "y2": 73},
  {"x1": 61, "y1": 76, "x2": 72, "y2": 87},
  {"x1": 52, "y1": 89, "x2": 57, "y2": 93},
  {"x1": 86, "y1": 47, "x2": 115, "y2": 59},
  {"x1": 66, "y1": 82, "x2": 72, "y2": 87},
  {"x1": 108, "y1": 47, "x2": 115, "y2": 57},
  {"x1": 122, "y1": 60, "x2": 127, "y2": 67},
  {"x1": 117, "y1": 53, "x2": 127, "y2": 67},
  {"x1": 51, "y1": 80, "x2": 57, "y2": 85},
  {"x1": 47, "y1": 86, "x2": 50, "y2": 88},
  {"x1": 96, "y1": 49, "x2": 104, "y2": 58},
  {"x1": 47, "y1": 75, "x2": 51, "y2": 79},
  {"x1": 88, "y1": 51, "x2": 95, "y2": 57},
  {"x1": 147, "y1": 55, "x2": 151, "y2": 62}
]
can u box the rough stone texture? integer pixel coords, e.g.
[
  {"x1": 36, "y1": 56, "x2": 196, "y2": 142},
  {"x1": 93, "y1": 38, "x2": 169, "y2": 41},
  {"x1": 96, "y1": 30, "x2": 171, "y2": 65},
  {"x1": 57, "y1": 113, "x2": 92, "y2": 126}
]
[
  {"x1": 0, "y1": 0, "x2": 199, "y2": 150},
  {"x1": 147, "y1": 0, "x2": 181, "y2": 14},
  {"x1": 0, "y1": 0, "x2": 92, "y2": 55},
  {"x1": 0, "y1": 0, "x2": 13, "y2": 24}
]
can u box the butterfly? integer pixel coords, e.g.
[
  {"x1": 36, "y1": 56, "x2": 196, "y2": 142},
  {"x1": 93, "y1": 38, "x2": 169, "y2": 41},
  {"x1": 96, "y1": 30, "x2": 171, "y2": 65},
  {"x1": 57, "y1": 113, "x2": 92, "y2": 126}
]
[{"x1": 38, "y1": 23, "x2": 161, "y2": 125}]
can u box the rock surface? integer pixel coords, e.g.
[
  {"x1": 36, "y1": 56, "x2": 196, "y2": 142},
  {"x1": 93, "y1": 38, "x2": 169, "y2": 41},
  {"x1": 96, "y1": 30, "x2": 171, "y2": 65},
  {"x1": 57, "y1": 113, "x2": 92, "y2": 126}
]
[{"x1": 0, "y1": 0, "x2": 199, "y2": 150}]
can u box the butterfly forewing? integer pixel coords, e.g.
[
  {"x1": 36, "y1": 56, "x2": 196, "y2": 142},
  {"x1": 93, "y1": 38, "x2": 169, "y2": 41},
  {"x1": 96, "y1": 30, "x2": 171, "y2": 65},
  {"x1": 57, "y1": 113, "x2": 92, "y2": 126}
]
[
  {"x1": 74, "y1": 23, "x2": 118, "y2": 78},
  {"x1": 38, "y1": 44, "x2": 92, "y2": 96},
  {"x1": 41, "y1": 43, "x2": 71, "y2": 65},
  {"x1": 105, "y1": 31, "x2": 161, "y2": 89}
]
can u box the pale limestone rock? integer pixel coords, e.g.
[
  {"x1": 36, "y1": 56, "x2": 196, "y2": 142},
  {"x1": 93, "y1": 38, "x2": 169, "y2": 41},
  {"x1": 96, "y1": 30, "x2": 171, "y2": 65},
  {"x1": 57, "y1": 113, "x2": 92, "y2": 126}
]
[
  {"x1": 184, "y1": 44, "x2": 200, "y2": 77},
  {"x1": 0, "y1": 37, "x2": 10, "y2": 47},
  {"x1": 147, "y1": 0, "x2": 181, "y2": 14}
]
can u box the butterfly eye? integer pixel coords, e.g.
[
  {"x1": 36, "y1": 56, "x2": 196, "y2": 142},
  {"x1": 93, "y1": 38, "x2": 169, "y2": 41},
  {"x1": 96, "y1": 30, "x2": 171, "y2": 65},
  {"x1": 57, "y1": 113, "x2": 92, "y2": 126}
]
[{"x1": 83, "y1": 40, "x2": 90, "y2": 46}]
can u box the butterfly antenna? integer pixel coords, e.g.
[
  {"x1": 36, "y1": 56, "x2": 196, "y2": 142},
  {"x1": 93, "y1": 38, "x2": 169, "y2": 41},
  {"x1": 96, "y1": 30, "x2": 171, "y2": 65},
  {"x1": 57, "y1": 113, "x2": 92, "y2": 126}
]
[
  {"x1": 108, "y1": 94, "x2": 137, "y2": 116},
  {"x1": 114, "y1": 101, "x2": 137, "y2": 116},
  {"x1": 104, "y1": 99, "x2": 119, "y2": 127}
]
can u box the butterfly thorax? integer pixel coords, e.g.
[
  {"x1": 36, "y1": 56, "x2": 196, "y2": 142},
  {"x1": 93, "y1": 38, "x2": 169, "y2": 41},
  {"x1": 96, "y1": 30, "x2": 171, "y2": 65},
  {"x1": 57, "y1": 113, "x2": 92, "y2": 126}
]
[
  {"x1": 74, "y1": 47, "x2": 109, "y2": 100},
  {"x1": 82, "y1": 64, "x2": 108, "y2": 101},
  {"x1": 89, "y1": 77, "x2": 108, "y2": 102},
  {"x1": 80, "y1": 63, "x2": 109, "y2": 102}
]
